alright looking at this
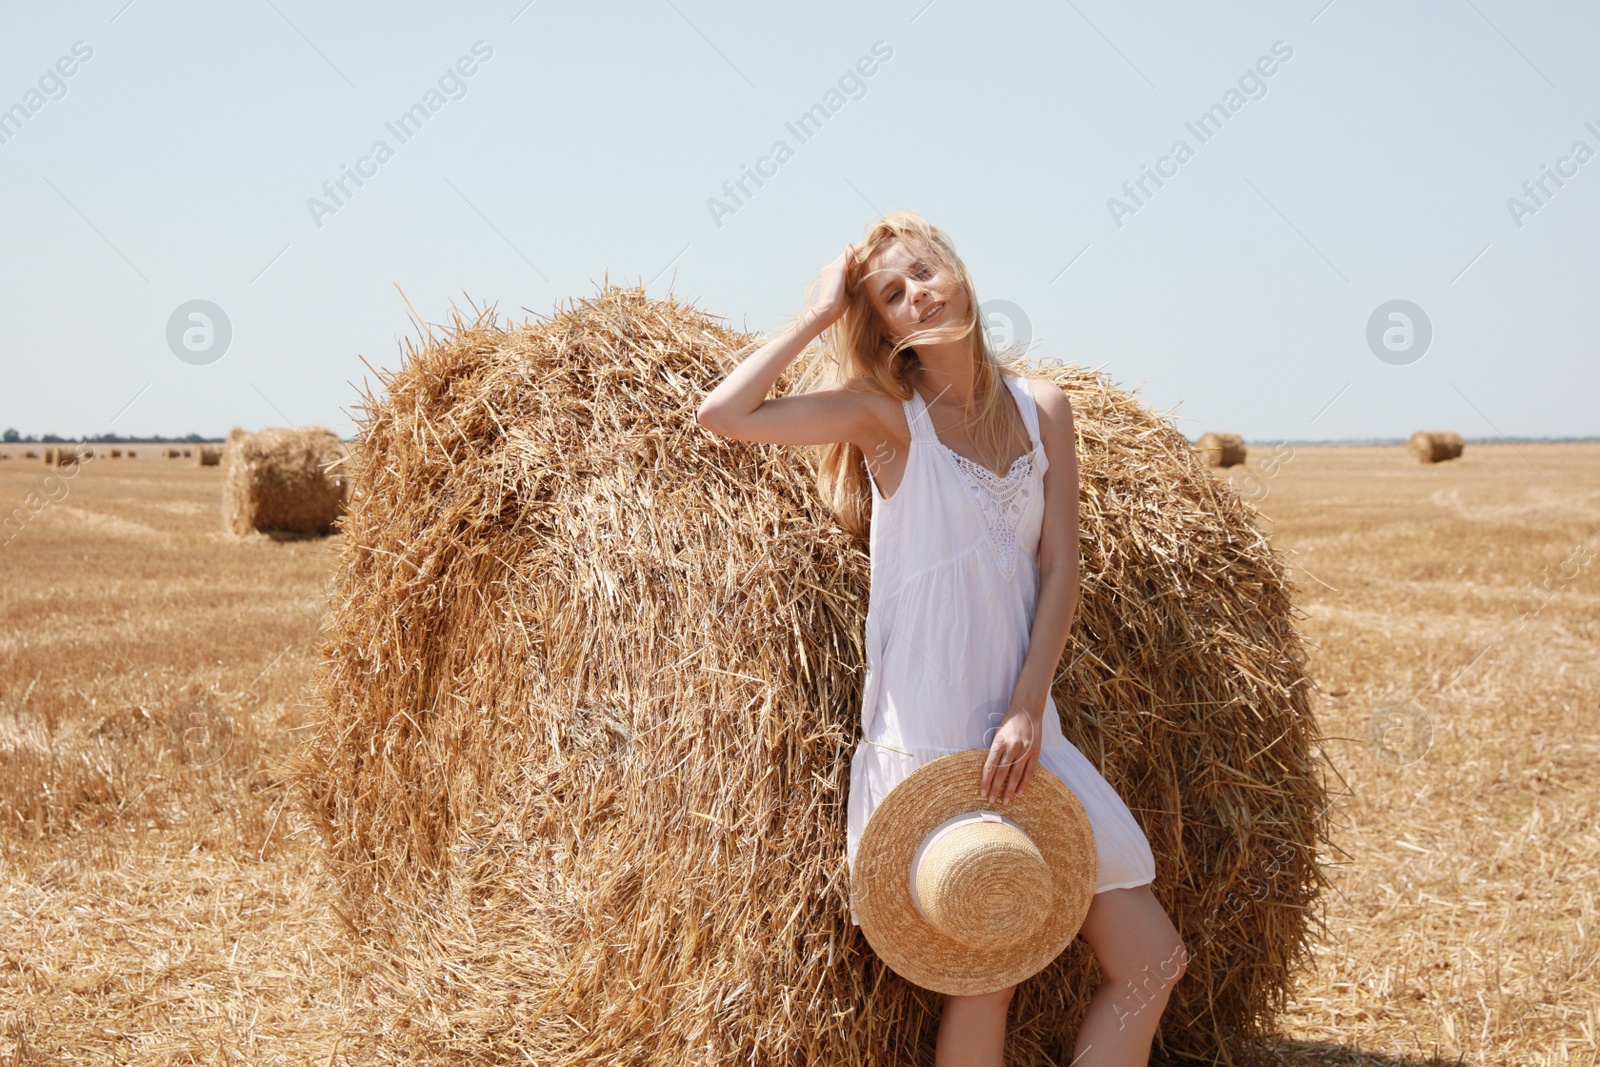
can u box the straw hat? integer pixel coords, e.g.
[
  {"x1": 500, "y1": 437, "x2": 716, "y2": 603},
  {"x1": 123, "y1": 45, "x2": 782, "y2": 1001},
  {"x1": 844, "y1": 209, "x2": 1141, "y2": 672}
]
[{"x1": 853, "y1": 749, "x2": 1098, "y2": 996}]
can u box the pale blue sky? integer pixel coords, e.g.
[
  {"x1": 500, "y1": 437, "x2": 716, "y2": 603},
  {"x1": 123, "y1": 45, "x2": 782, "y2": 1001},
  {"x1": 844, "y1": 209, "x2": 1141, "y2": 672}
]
[{"x1": 2, "y1": 0, "x2": 1596, "y2": 442}]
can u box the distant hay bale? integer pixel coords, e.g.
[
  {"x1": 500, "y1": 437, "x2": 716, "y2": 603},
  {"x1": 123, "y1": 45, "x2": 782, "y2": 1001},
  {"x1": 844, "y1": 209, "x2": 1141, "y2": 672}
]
[
  {"x1": 110, "y1": 448, "x2": 123, "y2": 459},
  {"x1": 127, "y1": 449, "x2": 137, "y2": 458},
  {"x1": 181, "y1": 448, "x2": 193, "y2": 458},
  {"x1": 220, "y1": 427, "x2": 346, "y2": 537},
  {"x1": 1197, "y1": 432, "x2": 1247, "y2": 468},
  {"x1": 23, "y1": 451, "x2": 38, "y2": 460},
  {"x1": 41, "y1": 446, "x2": 79, "y2": 467},
  {"x1": 296, "y1": 285, "x2": 1330, "y2": 1066},
  {"x1": 194, "y1": 445, "x2": 223, "y2": 467},
  {"x1": 164, "y1": 448, "x2": 182, "y2": 459},
  {"x1": 1409, "y1": 430, "x2": 1464, "y2": 463}
]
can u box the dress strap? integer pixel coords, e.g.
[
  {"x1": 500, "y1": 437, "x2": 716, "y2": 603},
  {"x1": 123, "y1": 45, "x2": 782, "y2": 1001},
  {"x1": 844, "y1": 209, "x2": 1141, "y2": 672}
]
[
  {"x1": 1006, "y1": 374, "x2": 1044, "y2": 452},
  {"x1": 902, "y1": 387, "x2": 936, "y2": 442}
]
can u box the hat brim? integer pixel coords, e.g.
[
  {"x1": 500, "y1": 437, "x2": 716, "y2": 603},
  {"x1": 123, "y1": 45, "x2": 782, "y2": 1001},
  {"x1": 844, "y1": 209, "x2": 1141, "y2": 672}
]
[{"x1": 853, "y1": 749, "x2": 1098, "y2": 996}]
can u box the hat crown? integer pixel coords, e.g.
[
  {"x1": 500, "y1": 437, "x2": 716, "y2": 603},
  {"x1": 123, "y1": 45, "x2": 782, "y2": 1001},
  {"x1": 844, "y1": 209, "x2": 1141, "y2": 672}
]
[{"x1": 913, "y1": 818, "x2": 1052, "y2": 949}]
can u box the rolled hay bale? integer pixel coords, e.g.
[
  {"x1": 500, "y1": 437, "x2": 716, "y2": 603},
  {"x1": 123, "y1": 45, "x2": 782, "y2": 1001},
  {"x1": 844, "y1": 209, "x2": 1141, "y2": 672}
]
[
  {"x1": 22, "y1": 450, "x2": 38, "y2": 459},
  {"x1": 1196, "y1": 431, "x2": 1247, "y2": 468},
  {"x1": 296, "y1": 285, "x2": 1331, "y2": 1066},
  {"x1": 220, "y1": 427, "x2": 346, "y2": 537},
  {"x1": 110, "y1": 448, "x2": 123, "y2": 459},
  {"x1": 126, "y1": 449, "x2": 137, "y2": 458},
  {"x1": 194, "y1": 445, "x2": 223, "y2": 467},
  {"x1": 42, "y1": 446, "x2": 79, "y2": 467},
  {"x1": 164, "y1": 447, "x2": 183, "y2": 459},
  {"x1": 1409, "y1": 430, "x2": 1464, "y2": 463}
]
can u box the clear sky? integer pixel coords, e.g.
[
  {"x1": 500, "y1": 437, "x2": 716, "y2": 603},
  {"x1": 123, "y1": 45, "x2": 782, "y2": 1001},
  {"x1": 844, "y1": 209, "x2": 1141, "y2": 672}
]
[{"x1": 2, "y1": 0, "x2": 1596, "y2": 443}]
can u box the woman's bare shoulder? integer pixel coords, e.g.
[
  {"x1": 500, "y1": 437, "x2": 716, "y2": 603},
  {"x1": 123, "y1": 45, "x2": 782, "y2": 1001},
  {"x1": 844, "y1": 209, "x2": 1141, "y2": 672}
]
[
  {"x1": 1015, "y1": 373, "x2": 1072, "y2": 418},
  {"x1": 836, "y1": 374, "x2": 906, "y2": 411}
]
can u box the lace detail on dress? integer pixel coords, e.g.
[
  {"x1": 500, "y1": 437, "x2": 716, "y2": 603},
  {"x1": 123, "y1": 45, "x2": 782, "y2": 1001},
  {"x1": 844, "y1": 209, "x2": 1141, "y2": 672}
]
[{"x1": 939, "y1": 443, "x2": 1035, "y2": 579}]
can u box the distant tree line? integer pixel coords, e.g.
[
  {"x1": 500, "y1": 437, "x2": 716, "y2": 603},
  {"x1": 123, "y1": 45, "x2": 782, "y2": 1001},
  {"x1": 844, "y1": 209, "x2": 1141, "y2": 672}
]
[{"x1": 1, "y1": 429, "x2": 224, "y2": 443}]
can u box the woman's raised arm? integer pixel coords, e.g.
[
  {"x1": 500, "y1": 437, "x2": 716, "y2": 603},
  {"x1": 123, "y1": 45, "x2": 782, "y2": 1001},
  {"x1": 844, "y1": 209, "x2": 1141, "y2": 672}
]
[{"x1": 696, "y1": 244, "x2": 884, "y2": 449}]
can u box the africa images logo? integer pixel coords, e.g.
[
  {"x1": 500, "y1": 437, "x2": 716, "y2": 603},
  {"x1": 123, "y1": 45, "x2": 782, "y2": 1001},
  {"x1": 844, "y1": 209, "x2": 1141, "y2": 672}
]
[
  {"x1": 1107, "y1": 40, "x2": 1294, "y2": 229},
  {"x1": 1365, "y1": 299, "x2": 1432, "y2": 366},
  {"x1": 306, "y1": 41, "x2": 495, "y2": 229},
  {"x1": 166, "y1": 300, "x2": 233, "y2": 366},
  {"x1": 706, "y1": 40, "x2": 894, "y2": 229},
  {"x1": 0, "y1": 40, "x2": 94, "y2": 148}
]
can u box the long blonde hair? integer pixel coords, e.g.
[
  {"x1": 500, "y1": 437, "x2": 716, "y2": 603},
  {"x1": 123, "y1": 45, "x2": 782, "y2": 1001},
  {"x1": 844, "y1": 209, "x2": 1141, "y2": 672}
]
[{"x1": 784, "y1": 211, "x2": 1032, "y2": 538}]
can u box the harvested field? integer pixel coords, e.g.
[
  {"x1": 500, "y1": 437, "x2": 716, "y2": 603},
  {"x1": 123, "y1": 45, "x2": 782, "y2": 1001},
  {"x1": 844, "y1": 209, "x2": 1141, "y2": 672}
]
[
  {"x1": 0, "y1": 446, "x2": 226, "y2": 464},
  {"x1": 0, "y1": 436, "x2": 1595, "y2": 1065}
]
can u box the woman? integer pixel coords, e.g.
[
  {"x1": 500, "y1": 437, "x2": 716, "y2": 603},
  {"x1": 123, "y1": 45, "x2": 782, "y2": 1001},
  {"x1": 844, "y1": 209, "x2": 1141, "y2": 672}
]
[{"x1": 697, "y1": 211, "x2": 1188, "y2": 1067}]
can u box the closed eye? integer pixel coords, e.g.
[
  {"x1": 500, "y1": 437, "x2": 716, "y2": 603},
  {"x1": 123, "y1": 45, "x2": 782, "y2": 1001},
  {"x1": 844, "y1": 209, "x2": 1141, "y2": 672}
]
[{"x1": 886, "y1": 263, "x2": 934, "y2": 304}]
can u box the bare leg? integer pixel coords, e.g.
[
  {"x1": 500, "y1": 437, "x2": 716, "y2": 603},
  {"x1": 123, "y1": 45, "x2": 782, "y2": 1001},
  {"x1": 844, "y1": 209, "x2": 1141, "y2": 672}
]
[
  {"x1": 1070, "y1": 885, "x2": 1188, "y2": 1067},
  {"x1": 935, "y1": 983, "x2": 1016, "y2": 1067}
]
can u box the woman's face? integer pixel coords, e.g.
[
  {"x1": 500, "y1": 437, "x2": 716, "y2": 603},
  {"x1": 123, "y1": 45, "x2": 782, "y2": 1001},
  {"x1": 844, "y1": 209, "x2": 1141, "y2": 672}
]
[{"x1": 861, "y1": 239, "x2": 969, "y2": 347}]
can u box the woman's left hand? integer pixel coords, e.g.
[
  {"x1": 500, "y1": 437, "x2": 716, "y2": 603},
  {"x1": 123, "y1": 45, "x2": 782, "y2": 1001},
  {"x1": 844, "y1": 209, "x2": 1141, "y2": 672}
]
[{"x1": 980, "y1": 697, "x2": 1044, "y2": 806}]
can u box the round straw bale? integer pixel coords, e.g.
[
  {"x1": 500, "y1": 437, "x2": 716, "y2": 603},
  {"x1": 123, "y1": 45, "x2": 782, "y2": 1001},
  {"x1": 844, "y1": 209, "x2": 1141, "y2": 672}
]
[
  {"x1": 42, "y1": 446, "x2": 79, "y2": 467},
  {"x1": 110, "y1": 448, "x2": 123, "y2": 459},
  {"x1": 1408, "y1": 430, "x2": 1464, "y2": 463},
  {"x1": 194, "y1": 445, "x2": 223, "y2": 467},
  {"x1": 296, "y1": 285, "x2": 1331, "y2": 1066},
  {"x1": 220, "y1": 427, "x2": 347, "y2": 537},
  {"x1": 23, "y1": 450, "x2": 38, "y2": 459},
  {"x1": 164, "y1": 447, "x2": 182, "y2": 459},
  {"x1": 1196, "y1": 431, "x2": 1247, "y2": 468}
]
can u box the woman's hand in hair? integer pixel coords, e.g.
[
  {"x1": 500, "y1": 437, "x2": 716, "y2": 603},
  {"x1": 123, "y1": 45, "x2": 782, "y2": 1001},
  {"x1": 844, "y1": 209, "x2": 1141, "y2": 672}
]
[{"x1": 808, "y1": 243, "x2": 858, "y2": 330}]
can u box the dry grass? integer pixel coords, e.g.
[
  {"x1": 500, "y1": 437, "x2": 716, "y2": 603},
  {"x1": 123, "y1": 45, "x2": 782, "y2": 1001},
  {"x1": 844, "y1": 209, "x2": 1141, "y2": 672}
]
[
  {"x1": 0, "y1": 461, "x2": 369, "y2": 1066},
  {"x1": 0, "y1": 377, "x2": 1593, "y2": 1065},
  {"x1": 1215, "y1": 440, "x2": 1600, "y2": 1066}
]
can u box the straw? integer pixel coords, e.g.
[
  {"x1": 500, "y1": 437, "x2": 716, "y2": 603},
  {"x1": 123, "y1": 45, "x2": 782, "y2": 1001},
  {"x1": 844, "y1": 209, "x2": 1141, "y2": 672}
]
[{"x1": 294, "y1": 283, "x2": 1332, "y2": 1065}]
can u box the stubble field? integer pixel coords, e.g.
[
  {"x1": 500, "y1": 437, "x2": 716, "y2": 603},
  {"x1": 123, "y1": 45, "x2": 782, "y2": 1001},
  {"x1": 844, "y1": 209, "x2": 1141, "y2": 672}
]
[{"x1": 0, "y1": 442, "x2": 1595, "y2": 1065}]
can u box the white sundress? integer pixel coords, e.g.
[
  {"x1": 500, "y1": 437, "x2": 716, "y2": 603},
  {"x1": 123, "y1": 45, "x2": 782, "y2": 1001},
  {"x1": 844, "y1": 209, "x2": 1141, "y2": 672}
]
[{"x1": 846, "y1": 372, "x2": 1158, "y2": 926}]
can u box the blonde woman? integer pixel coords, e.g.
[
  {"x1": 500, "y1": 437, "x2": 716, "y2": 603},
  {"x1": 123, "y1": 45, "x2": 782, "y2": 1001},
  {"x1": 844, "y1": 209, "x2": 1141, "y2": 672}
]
[{"x1": 697, "y1": 212, "x2": 1187, "y2": 1067}]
